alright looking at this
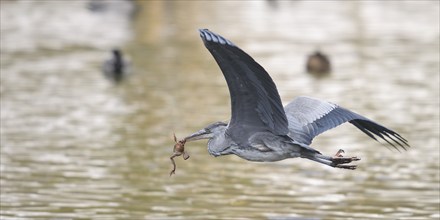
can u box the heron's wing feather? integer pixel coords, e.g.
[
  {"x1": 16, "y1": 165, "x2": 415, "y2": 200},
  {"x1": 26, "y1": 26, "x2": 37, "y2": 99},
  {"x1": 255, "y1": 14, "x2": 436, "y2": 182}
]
[
  {"x1": 285, "y1": 96, "x2": 409, "y2": 150},
  {"x1": 199, "y1": 29, "x2": 289, "y2": 144}
]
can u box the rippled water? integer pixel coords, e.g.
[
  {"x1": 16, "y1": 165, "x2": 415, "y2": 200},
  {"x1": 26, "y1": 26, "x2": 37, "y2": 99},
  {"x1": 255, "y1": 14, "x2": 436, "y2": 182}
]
[{"x1": 1, "y1": 1, "x2": 439, "y2": 219}]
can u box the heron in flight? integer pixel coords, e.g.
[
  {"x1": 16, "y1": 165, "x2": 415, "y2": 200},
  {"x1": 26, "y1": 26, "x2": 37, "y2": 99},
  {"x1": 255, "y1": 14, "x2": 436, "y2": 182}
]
[{"x1": 183, "y1": 29, "x2": 409, "y2": 169}]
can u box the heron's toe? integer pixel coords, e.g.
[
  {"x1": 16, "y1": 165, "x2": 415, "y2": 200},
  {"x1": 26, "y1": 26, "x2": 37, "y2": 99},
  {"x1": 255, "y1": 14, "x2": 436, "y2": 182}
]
[
  {"x1": 331, "y1": 156, "x2": 361, "y2": 165},
  {"x1": 335, "y1": 164, "x2": 357, "y2": 170},
  {"x1": 352, "y1": 156, "x2": 361, "y2": 161}
]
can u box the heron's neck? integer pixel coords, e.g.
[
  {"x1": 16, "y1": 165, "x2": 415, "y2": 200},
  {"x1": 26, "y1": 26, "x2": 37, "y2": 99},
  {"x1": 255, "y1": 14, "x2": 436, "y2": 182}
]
[{"x1": 207, "y1": 128, "x2": 231, "y2": 156}]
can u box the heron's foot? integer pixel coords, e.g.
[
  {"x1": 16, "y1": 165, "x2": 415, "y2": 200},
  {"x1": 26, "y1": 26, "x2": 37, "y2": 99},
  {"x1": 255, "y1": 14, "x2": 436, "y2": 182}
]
[
  {"x1": 331, "y1": 156, "x2": 360, "y2": 164},
  {"x1": 335, "y1": 164, "x2": 357, "y2": 170},
  {"x1": 310, "y1": 150, "x2": 360, "y2": 170},
  {"x1": 331, "y1": 154, "x2": 360, "y2": 170}
]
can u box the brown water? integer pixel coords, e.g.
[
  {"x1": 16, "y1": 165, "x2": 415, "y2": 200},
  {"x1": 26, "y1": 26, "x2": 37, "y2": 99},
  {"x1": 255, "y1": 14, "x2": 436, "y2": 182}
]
[{"x1": 1, "y1": 1, "x2": 439, "y2": 219}]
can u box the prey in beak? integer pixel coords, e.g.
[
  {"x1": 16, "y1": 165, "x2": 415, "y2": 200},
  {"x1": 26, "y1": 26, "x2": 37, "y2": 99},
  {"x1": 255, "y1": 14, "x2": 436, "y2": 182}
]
[
  {"x1": 169, "y1": 134, "x2": 189, "y2": 176},
  {"x1": 169, "y1": 122, "x2": 227, "y2": 176},
  {"x1": 169, "y1": 128, "x2": 212, "y2": 176}
]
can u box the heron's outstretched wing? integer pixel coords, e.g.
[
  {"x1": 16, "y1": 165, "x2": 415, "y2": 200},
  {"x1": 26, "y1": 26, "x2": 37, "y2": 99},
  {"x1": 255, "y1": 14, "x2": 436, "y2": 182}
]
[
  {"x1": 199, "y1": 29, "x2": 289, "y2": 145},
  {"x1": 285, "y1": 96, "x2": 409, "y2": 151}
]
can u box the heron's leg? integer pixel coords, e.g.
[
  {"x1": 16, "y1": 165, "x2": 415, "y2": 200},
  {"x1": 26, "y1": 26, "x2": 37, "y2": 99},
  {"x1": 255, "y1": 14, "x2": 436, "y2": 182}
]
[{"x1": 306, "y1": 156, "x2": 333, "y2": 166}]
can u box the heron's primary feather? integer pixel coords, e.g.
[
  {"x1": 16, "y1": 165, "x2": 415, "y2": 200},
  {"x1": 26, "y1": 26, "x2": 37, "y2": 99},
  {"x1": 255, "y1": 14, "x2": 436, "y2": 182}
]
[
  {"x1": 285, "y1": 96, "x2": 409, "y2": 150},
  {"x1": 199, "y1": 29, "x2": 289, "y2": 145}
]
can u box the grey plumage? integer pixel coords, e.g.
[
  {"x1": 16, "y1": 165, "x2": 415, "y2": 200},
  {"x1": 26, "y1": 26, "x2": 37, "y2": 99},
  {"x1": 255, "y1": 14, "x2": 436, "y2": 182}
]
[
  {"x1": 199, "y1": 29, "x2": 289, "y2": 142},
  {"x1": 285, "y1": 96, "x2": 409, "y2": 151},
  {"x1": 185, "y1": 29, "x2": 410, "y2": 170}
]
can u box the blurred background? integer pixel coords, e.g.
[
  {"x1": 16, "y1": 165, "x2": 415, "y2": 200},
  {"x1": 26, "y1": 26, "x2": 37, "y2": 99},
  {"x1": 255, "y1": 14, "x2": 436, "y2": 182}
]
[{"x1": 1, "y1": 0, "x2": 439, "y2": 219}]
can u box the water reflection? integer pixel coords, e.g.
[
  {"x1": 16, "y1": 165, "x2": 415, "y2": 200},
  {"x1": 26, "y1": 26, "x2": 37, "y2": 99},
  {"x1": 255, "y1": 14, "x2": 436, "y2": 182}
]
[{"x1": 1, "y1": 1, "x2": 439, "y2": 219}]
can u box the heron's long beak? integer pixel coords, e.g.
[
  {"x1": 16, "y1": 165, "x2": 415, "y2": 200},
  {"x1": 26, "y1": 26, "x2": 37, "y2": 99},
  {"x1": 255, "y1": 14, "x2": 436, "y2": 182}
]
[{"x1": 184, "y1": 129, "x2": 212, "y2": 142}]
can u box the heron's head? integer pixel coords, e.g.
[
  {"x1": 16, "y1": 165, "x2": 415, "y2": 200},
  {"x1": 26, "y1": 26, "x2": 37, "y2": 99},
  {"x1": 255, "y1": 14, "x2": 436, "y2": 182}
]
[{"x1": 184, "y1": 121, "x2": 227, "y2": 142}]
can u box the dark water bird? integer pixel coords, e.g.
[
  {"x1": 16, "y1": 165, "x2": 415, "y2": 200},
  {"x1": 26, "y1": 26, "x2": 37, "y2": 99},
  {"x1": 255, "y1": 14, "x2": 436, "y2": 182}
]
[
  {"x1": 182, "y1": 29, "x2": 409, "y2": 170},
  {"x1": 306, "y1": 50, "x2": 331, "y2": 75},
  {"x1": 88, "y1": 0, "x2": 138, "y2": 19},
  {"x1": 102, "y1": 49, "x2": 129, "y2": 83}
]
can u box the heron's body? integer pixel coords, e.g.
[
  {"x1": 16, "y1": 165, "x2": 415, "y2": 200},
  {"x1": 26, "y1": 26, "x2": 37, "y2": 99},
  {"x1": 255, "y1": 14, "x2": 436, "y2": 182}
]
[
  {"x1": 208, "y1": 129, "x2": 303, "y2": 162},
  {"x1": 184, "y1": 29, "x2": 409, "y2": 169}
]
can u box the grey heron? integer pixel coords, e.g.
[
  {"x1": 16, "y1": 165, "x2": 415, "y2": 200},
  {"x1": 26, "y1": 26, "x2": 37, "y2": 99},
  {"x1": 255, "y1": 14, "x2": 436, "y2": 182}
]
[{"x1": 183, "y1": 29, "x2": 409, "y2": 170}]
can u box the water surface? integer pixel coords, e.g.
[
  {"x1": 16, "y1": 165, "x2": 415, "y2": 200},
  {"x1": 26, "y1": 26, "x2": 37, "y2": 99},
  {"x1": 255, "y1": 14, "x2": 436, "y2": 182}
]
[{"x1": 1, "y1": 1, "x2": 439, "y2": 219}]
